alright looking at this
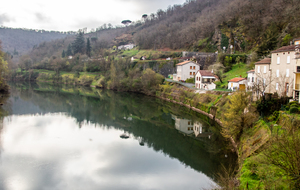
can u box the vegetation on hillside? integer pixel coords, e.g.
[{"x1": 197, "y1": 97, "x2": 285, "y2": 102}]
[
  {"x1": 0, "y1": 27, "x2": 74, "y2": 55},
  {"x1": 0, "y1": 41, "x2": 9, "y2": 93}
]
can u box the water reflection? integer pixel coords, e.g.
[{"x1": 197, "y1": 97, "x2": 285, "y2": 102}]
[{"x1": 0, "y1": 82, "x2": 236, "y2": 189}]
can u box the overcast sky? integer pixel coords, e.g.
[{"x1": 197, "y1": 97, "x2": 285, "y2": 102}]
[{"x1": 0, "y1": 0, "x2": 186, "y2": 32}]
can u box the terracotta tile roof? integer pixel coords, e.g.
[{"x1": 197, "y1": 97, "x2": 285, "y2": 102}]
[
  {"x1": 247, "y1": 70, "x2": 255, "y2": 73},
  {"x1": 228, "y1": 77, "x2": 246, "y2": 82},
  {"x1": 197, "y1": 70, "x2": 216, "y2": 77},
  {"x1": 294, "y1": 37, "x2": 300, "y2": 41},
  {"x1": 176, "y1": 60, "x2": 194, "y2": 66},
  {"x1": 255, "y1": 58, "x2": 271, "y2": 65},
  {"x1": 271, "y1": 45, "x2": 296, "y2": 53}
]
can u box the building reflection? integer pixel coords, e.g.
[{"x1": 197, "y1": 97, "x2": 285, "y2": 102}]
[
  {"x1": 172, "y1": 114, "x2": 213, "y2": 139},
  {"x1": 172, "y1": 114, "x2": 194, "y2": 135},
  {"x1": 193, "y1": 121, "x2": 213, "y2": 139}
]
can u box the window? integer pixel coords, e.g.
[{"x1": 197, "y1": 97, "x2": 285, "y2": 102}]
[
  {"x1": 264, "y1": 66, "x2": 267, "y2": 73},
  {"x1": 188, "y1": 121, "x2": 190, "y2": 125},
  {"x1": 296, "y1": 41, "x2": 300, "y2": 45},
  {"x1": 277, "y1": 57, "x2": 280, "y2": 64},
  {"x1": 277, "y1": 69, "x2": 279, "y2": 77},
  {"x1": 190, "y1": 72, "x2": 192, "y2": 75},
  {"x1": 286, "y1": 69, "x2": 289, "y2": 77},
  {"x1": 257, "y1": 66, "x2": 260, "y2": 73},
  {"x1": 276, "y1": 83, "x2": 278, "y2": 90},
  {"x1": 297, "y1": 66, "x2": 300, "y2": 73},
  {"x1": 193, "y1": 72, "x2": 195, "y2": 75},
  {"x1": 263, "y1": 78, "x2": 266, "y2": 86},
  {"x1": 252, "y1": 77, "x2": 254, "y2": 82},
  {"x1": 287, "y1": 56, "x2": 290, "y2": 64},
  {"x1": 190, "y1": 66, "x2": 192, "y2": 69},
  {"x1": 193, "y1": 66, "x2": 195, "y2": 69}
]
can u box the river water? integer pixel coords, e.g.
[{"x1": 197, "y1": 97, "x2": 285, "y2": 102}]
[{"x1": 0, "y1": 82, "x2": 236, "y2": 190}]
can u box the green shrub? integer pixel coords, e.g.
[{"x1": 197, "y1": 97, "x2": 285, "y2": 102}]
[
  {"x1": 186, "y1": 77, "x2": 195, "y2": 84},
  {"x1": 290, "y1": 107, "x2": 299, "y2": 114}
]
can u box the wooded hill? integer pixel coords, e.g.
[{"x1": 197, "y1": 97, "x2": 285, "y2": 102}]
[
  {"x1": 10, "y1": 0, "x2": 300, "y2": 68},
  {"x1": 0, "y1": 27, "x2": 75, "y2": 55}
]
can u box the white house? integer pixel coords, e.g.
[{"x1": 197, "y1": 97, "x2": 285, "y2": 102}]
[
  {"x1": 195, "y1": 70, "x2": 217, "y2": 90},
  {"x1": 174, "y1": 61, "x2": 200, "y2": 81},
  {"x1": 118, "y1": 43, "x2": 136, "y2": 50},
  {"x1": 247, "y1": 70, "x2": 255, "y2": 89},
  {"x1": 228, "y1": 77, "x2": 247, "y2": 91}
]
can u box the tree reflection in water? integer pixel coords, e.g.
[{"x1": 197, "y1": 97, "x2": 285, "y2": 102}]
[{"x1": 5, "y1": 82, "x2": 237, "y2": 184}]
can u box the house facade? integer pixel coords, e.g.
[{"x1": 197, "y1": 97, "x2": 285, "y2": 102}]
[
  {"x1": 174, "y1": 61, "x2": 200, "y2": 81},
  {"x1": 269, "y1": 46, "x2": 296, "y2": 97},
  {"x1": 228, "y1": 77, "x2": 247, "y2": 91},
  {"x1": 195, "y1": 70, "x2": 217, "y2": 90},
  {"x1": 254, "y1": 58, "x2": 271, "y2": 94},
  {"x1": 247, "y1": 70, "x2": 255, "y2": 89},
  {"x1": 293, "y1": 45, "x2": 300, "y2": 102}
]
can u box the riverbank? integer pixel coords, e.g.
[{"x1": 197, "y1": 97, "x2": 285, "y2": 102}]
[{"x1": 10, "y1": 70, "x2": 300, "y2": 188}]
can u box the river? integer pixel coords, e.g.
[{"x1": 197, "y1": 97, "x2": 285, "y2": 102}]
[{"x1": 0, "y1": 82, "x2": 236, "y2": 190}]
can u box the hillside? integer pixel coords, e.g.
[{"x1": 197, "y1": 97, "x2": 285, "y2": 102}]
[
  {"x1": 0, "y1": 27, "x2": 75, "y2": 55},
  {"x1": 4, "y1": 0, "x2": 299, "y2": 73},
  {"x1": 131, "y1": 0, "x2": 300, "y2": 54}
]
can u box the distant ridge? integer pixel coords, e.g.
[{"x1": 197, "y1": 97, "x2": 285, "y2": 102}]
[{"x1": 0, "y1": 27, "x2": 75, "y2": 55}]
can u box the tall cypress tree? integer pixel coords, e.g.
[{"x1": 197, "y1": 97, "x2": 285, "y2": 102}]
[
  {"x1": 86, "y1": 38, "x2": 91, "y2": 57},
  {"x1": 66, "y1": 44, "x2": 73, "y2": 56},
  {"x1": 72, "y1": 31, "x2": 85, "y2": 55},
  {"x1": 62, "y1": 50, "x2": 66, "y2": 58}
]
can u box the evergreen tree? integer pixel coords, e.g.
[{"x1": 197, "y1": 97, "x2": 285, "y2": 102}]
[
  {"x1": 62, "y1": 50, "x2": 66, "y2": 58},
  {"x1": 72, "y1": 31, "x2": 85, "y2": 55},
  {"x1": 86, "y1": 38, "x2": 91, "y2": 57},
  {"x1": 66, "y1": 44, "x2": 73, "y2": 56}
]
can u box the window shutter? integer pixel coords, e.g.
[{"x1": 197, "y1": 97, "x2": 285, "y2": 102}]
[
  {"x1": 277, "y1": 70, "x2": 279, "y2": 77},
  {"x1": 277, "y1": 57, "x2": 280, "y2": 64},
  {"x1": 286, "y1": 69, "x2": 289, "y2": 77},
  {"x1": 258, "y1": 66, "x2": 260, "y2": 73}
]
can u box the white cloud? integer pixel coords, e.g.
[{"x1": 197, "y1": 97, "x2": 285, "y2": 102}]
[{"x1": 0, "y1": 0, "x2": 186, "y2": 31}]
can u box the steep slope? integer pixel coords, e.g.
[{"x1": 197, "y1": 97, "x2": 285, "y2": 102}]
[{"x1": 16, "y1": 0, "x2": 300, "y2": 68}]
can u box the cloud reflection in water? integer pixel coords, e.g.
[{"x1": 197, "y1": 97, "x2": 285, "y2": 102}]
[{"x1": 0, "y1": 113, "x2": 215, "y2": 190}]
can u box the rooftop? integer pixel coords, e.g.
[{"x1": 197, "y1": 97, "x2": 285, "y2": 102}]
[
  {"x1": 271, "y1": 45, "x2": 296, "y2": 53},
  {"x1": 228, "y1": 77, "x2": 247, "y2": 83},
  {"x1": 254, "y1": 58, "x2": 271, "y2": 65},
  {"x1": 176, "y1": 60, "x2": 196, "y2": 66},
  {"x1": 197, "y1": 70, "x2": 216, "y2": 77}
]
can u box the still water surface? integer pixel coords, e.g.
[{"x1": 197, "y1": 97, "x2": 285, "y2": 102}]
[{"x1": 0, "y1": 83, "x2": 235, "y2": 190}]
